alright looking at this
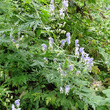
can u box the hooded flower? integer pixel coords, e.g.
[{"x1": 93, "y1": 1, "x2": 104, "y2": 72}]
[
  {"x1": 11, "y1": 104, "x2": 15, "y2": 110},
  {"x1": 65, "y1": 85, "x2": 70, "y2": 95},
  {"x1": 69, "y1": 65, "x2": 73, "y2": 71},
  {"x1": 15, "y1": 99, "x2": 20, "y2": 108},
  {"x1": 49, "y1": 37, "x2": 54, "y2": 50},
  {"x1": 60, "y1": 87, "x2": 63, "y2": 93},
  {"x1": 75, "y1": 47, "x2": 79, "y2": 58},
  {"x1": 62, "y1": 0, "x2": 68, "y2": 9},
  {"x1": 66, "y1": 32, "x2": 71, "y2": 45},
  {"x1": 50, "y1": 0, "x2": 54, "y2": 4},
  {"x1": 61, "y1": 40, "x2": 66, "y2": 47},
  {"x1": 41, "y1": 44, "x2": 47, "y2": 52},
  {"x1": 50, "y1": 4, "x2": 55, "y2": 15},
  {"x1": 60, "y1": 9, "x2": 65, "y2": 19},
  {"x1": 75, "y1": 39, "x2": 79, "y2": 47}
]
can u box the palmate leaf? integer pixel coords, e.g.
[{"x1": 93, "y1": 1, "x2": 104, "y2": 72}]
[
  {"x1": 98, "y1": 47, "x2": 110, "y2": 68},
  {"x1": 102, "y1": 89, "x2": 110, "y2": 98},
  {"x1": 88, "y1": 0, "x2": 96, "y2": 3},
  {"x1": 11, "y1": 74, "x2": 28, "y2": 86},
  {"x1": 31, "y1": 60, "x2": 44, "y2": 67}
]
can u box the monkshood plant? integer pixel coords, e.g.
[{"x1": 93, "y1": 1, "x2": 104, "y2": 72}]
[
  {"x1": 34, "y1": 31, "x2": 110, "y2": 110},
  {"x1": 32, "y1": 1, "x2": 110, "y2": 109}
]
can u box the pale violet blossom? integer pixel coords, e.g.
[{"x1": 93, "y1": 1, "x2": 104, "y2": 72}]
[
  {"x1": 66, "y1": 32, "x2": 70, "y2": 37},
  {"x1": 76, "y1": 71, "x2": 81, "y2": 75},
  {"x1": 57, "y1": 63, "x2": 62, "y2": 72},
  {"x1": 44, "y1": 57, "x2": 48, "y2": 64},
  {"x1": 15, "y1": 44, "x2": 19, "y2": 49},
  {"x1": 61, "y1": 40, "x2": 66, "y2": 47},
  {"x1": 41, "y1": 44, "x2": 47, "y2": 52},
  {"x1": 75, "y1": 39, "x2": 79, "y2": 47},
  {"x1": 65, "y1": 85, "x2": 70, "y2": 95},
  {"x1": 75, "y1": 47, "x2": 79, "y2": 58},
  {"x1": 11, "y1": 104, "x2": 15, "y2": 110},
  {"x1": 62, "y1": 0, "x2": 68, "y2": 9},
  {"x1": 10, "y1": 35, "x2": 16, "y2": 43},
  {"x1": 50, "y1": 4, "x2": 55, "y2": 15},
  {"x1": 49, "y1": 37, "x2": 54, "y2": 50},
  {"x1": 53, "y1": 58, "x2": 57, "y2": 63},
  {"x1": 79, "y1": 47, "x2": 84, "y2": 54},
  {"x1": 60, "y1": 9, "x2": 65, "y2": 19},
  {"x1": 60, "y1": 87, "x2": 63, "y2": 93},
  {"x1": 15, "y1": 99, "x2": 20, "y2": 108},
  {"x1": 66, "y1": 32, "x2": 71, "y2": 45},
  {"x1": 69, "y1": 65, "x2": 73, "y2": 71},
  {"x1": 50, "y1": 0, "x2": 54, "y2": 4}
]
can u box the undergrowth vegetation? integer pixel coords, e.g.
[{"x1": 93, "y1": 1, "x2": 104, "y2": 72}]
[{"x1": 0, "y1": 0, "x2": 110, "y2": 110}]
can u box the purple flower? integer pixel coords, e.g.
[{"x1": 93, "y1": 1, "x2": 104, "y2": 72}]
[
  {"x1": 66, "y1": 36, "x2": 71, "y2": 45},
  {"x1": 60, "y1": 9, "x2": 65, "y2": 19},
  {"x1": 41, "y1": 44, "x2": 47, "y2": 52},
  {"x1": 11, "y1": 104, "x2": 15, "y2": 110},
  {"x1": 60, "y1": 87, "x2": 63, "y2": 93},
  {"x1": 65, "y1": 85, "x2": 70, "y2": 95},
  {"x1": 44, "y1": 57, "x2": 48, "y2": 64},
  {"x1": 60, "y1": 69, "x2": 64, "y2": 76},
  {"x1": 49, "y1": 37, "x2": 54, "y2": 44},
  {"x1": 16, "y1": 44, "x2": 19, "y2": 49},
  {"x1": 109, "y1": 8, "x2": 110, "y2": 10},
  {"x1": 105, "y1": 7, "x2": 107, "y2": 10},
  {"x1": 50, "y1": 4, "x2": 55, "y2": 15},
  {"x1": 64, "y1": 72, "x2": 67, "y2": 76},
  {"x1": 50, "y1": 0, "x2": 54, "y2": 4},
  {"x1": 69, "y1": 65, "x2": 73, "y2": 71},
  {"x1": 3, "y1": 34, "x2": 5, "y2": 37},
  {"x1": 75, "y1": 47, "x2": 79, "y2": 58},
  {"x1": 10, "y1": 35, "x2": 16, "y2": 43},
  {"x1": 76, "y1": 71, "x2": 80, "y2": 75},
  {"x1": 66, "y1": 32, "x2": 70, "y2": 37},
  {"x1": 15, "y1": 99, "x2": 20, "y2": 108},
  {"x1": 87, "y1": 58, "x2": 93, "y2": 68},
  {"x1": 81, "y1": 54, "x2": 85, "y2": 62},
  {"x1": 49, "y1": 37, "x2": 54, "y2": 50},
  {"x1": 75, "y1": 39, "x2": 79, "y2": 47},
  {"x1": 84, "y1": 54, "x2": 89, "y2": 64},
  {"x1": 57, "y1": 63, "x2": 62, "y2": 72},
  {"x1": 79, "y1": 47, "x2": 84, "y2": 54},
  {"x1": 61, "y1": 40, "x2": 66, "y2": 47},
  {"x1": 63, "y1": 0, "x2": 68, "y2": 9},
  {"x1": 66, "y1": 32, "x2": 71, "y2": 45},
  {"x1": 10, "y1": 35, "x2": 13, "y2": 39},
  {"x1": 53, "y1": 58, "x2": 57, "y2": 63}
]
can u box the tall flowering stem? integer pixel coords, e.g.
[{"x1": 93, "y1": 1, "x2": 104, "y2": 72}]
[
  {"x1": 66, "y1": 32, "x2": 71, "y2": 45},
  {"x1": 50, "y1": 0, "x2": 55, "y2": 15}
]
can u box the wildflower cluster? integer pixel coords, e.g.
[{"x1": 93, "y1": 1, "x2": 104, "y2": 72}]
[
  {"x1": 10, "y1": 35, "x2": 19, "y2": 49},
  {"x1": 61, "y1": 32, "x2": 71, "y2": 47},
  {"x1": 50, "y1": 0, "x2": 55, "y2": 15},
  {"x1": 50, "y1": 0, "x2": 68, "y2": 19},
  {"x1": 11, "y1": 99, "x2": 21, "y2": 110},
  {"x1": 60, "y1": 85, "x2": 70, "y2": 95},
  {"x1": 75, "y1": 39, "x2": 94, "y2": 72},
  {"x1": 10, "y1": 35, "x2": 16, "y2": 43},
  {"x1": 41, "y1": 32, "x2": 71, "y2": 53}
]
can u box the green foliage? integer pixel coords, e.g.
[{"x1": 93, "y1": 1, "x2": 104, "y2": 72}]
[{"x1": 0, "y1": 0, "x2": 110, "y2": 110}]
